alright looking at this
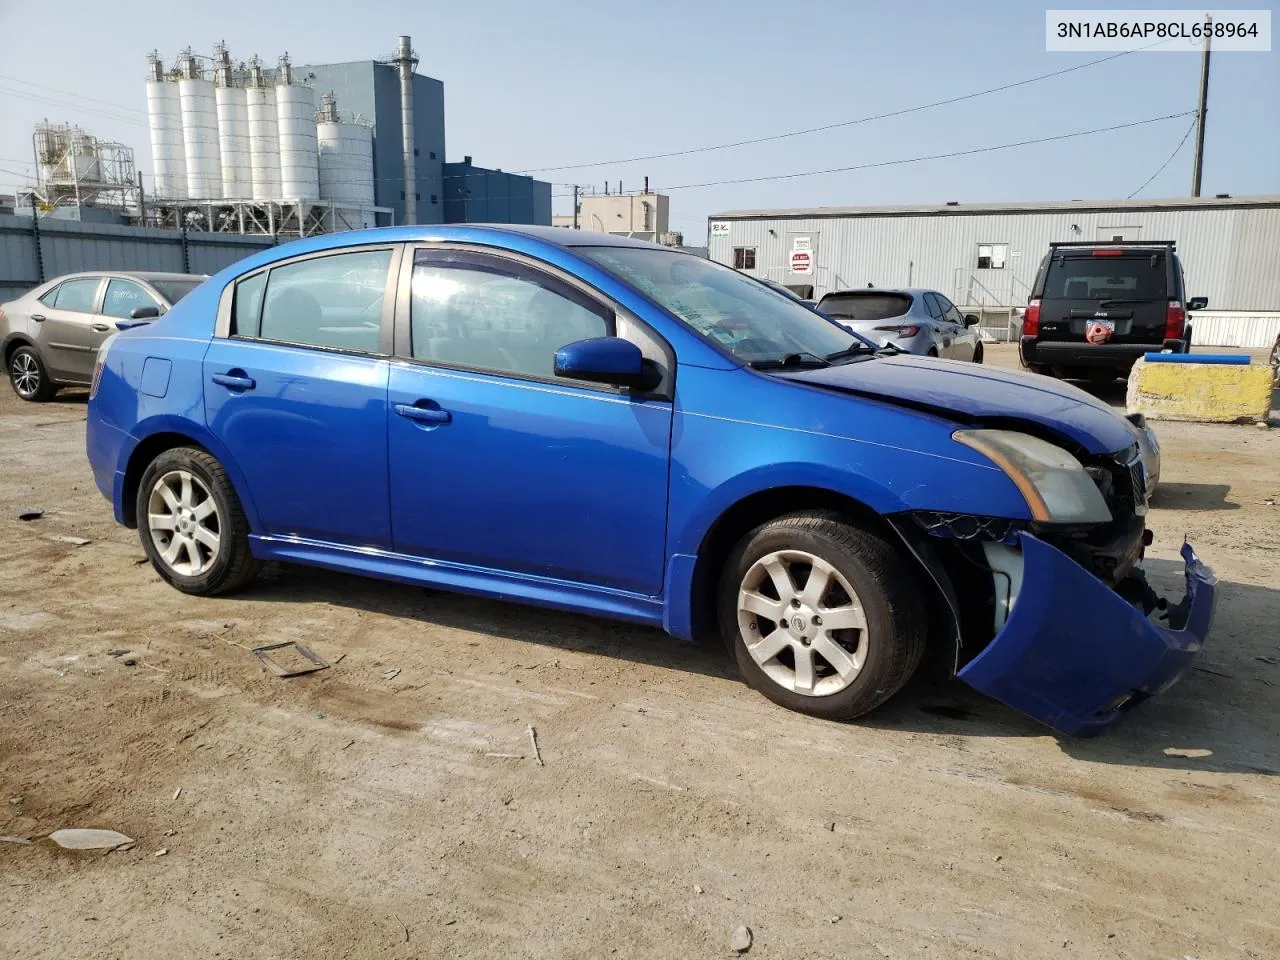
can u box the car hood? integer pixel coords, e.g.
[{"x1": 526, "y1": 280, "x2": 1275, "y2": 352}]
[{"x1": 777, "y1": 355, "x2": 1136, "y2": 455}]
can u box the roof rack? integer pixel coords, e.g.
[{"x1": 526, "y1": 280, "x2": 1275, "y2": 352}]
[{"x1": 1048, "y1": 240, "x2": 1176, "y2": 249}]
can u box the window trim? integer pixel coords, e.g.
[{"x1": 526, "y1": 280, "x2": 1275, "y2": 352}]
[
  {"x1": 393, "y1": 242, "x2": 675, "y2": 402},
  {"x1": 214, "y1": 244, "x2": 405, "y2": 358},
  {"x1": 976, "y1": 242, "x2": 1008, "y2": 270},
  {"x1": 732, "y1": 247, "x2": 757, "y2": 270}
]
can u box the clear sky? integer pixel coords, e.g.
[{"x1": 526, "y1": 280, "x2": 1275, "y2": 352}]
[{"x1": 0, "y1": 0, "x2": 1276, "y2": 238}]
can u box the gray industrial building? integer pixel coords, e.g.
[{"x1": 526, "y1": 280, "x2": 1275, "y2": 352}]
[
  {"x1": 708, "y1": 195, "x2": 1280, "y2": 346},
  {"x1": 301, "y1": 46, "x2": 551, "y2": 228}
]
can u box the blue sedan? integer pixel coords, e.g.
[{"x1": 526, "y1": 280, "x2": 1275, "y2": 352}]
[{"x1": 86, "y1": 226, "x2": 1216, "y2": 736}]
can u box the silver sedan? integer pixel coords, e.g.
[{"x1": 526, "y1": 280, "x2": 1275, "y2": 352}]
[
  {"x1": 2, "y1": 270, "x2": 204, "y2": 401},
  {"x1": 815, "y1": 287, "x2": 984, "y2": 362}
]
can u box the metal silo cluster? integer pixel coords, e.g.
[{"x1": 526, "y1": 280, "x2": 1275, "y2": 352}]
[{"x1": 143, "y1": 44, "x2": 373, "y2": 209}]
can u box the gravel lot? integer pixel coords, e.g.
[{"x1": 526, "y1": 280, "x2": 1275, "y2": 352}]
[{"x1": 2, "y1": 344, "x2": 1278, "y2": 959}]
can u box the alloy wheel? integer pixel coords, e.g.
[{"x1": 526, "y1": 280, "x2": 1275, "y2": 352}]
[
  {"x1": 147, "y1": 469, "x2": 222, "y2": 577},
  {"x1": 736, "y1": 549, "x2": 869, "y2": 697},
  {"x1": 11, "y1": 352, "x2": 40, "y2": 399}
]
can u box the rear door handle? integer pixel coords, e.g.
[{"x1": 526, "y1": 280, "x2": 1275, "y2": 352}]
[
  {"x1": 30, "y1": 314, "x2": 45, "y2": 322},
  {"x1": 395, "y1": 402, "x2": 451, "y2": 424},
  {"x1": 91, "y1": 323, "x2": 111, "y2": 333},
  {"x1": 211, "y1": 372, "x2": 256, "y2": 391}
]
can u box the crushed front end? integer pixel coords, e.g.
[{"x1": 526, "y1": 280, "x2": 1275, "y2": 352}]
[{"x1": 901, "y1": 436, "x2": 1216, "y2": 737}]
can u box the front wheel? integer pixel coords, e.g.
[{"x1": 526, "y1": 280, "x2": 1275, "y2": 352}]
[
  {"x1": 136, "y1": 447, "x2": 261, "y2": 595},
  {"x1": 718, "y1": 512, "x2": 925, "y2": 721}
]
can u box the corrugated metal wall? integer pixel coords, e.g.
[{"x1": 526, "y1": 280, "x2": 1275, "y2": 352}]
[
  {"x1": 1192, "y1": 313, "x2": 1280, "y2": 349},
  {"x1": 0, "y1": 214, "x2": 274, "y2": 302},
  {"x1": 708, "y1": 205, "x2": 1280, "y2": 314}
]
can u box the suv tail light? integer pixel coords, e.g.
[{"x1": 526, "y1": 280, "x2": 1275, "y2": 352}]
[
  {"x1": 1023, "y1": 299, "x2": 1041, "y2": 336},
  {"x1": 873, "y1": 324, "x2": 920, "y2": 337},
  {"x1": 1165, "y1": 300, "x2": 1186, "y2": 341}
]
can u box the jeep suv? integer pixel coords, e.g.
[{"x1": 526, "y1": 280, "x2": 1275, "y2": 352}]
[{"x1": 1019, "y1": 241, "x2": 1207, "y2": 380}]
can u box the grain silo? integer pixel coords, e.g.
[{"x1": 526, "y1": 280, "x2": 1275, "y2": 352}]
[
  {"x1": 316, "y1": 93, "x2": 374, "y2": 208},
  {"x1": 213, "y1": 42, "x2": 251, "y2": 198},
  {"x1": 245, "y1": 57, "x2": 281, "y2": 202},
  {"x1": 144, "y1": 53, "x2": 186, "y2": 198},
  {"x1": 177, "y1": 49, "x2": 222, "y2": 199},
  {"x1": 274, "y1": 55, "x2": 319, "y2": 201}
]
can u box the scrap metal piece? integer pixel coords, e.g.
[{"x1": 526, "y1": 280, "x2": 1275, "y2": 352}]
[{"x1": 252, "y1": 642, "x2": 330, "y2": 678}]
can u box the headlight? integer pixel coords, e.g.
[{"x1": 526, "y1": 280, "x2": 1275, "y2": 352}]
[
  {"x1": 954, "y1": 429, "x2": 1111, "y2": 524},
  {"x1": 89, "y1": 333, "x2": 118, "y2": 400}
]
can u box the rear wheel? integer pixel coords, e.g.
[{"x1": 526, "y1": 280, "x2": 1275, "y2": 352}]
[
  {"x1": 137, "y1": 447, "x2": 261, "y2": 595},
  {"x1": 718, "y1": 512, "x2": 925, "y2": 721},
  {"x1": 8, "y1": 345, "x2": 56, "y2": 402}
]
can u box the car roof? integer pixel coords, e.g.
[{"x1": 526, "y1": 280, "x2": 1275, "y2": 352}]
[
  {"x1": 260, "y1": 224, "x2": 679, "y2": 258},
  {"x1": 820, "y1": 288, "x2": 924, "y2": 297},
  {"x1": 46, "y1": 270, "x2": 205, "y2": 284}
]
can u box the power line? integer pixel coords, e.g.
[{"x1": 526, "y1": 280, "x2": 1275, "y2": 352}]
[
  {"x1": 517, "y1": 46, "x2": 1165, "y2": 175},
  {"x1": 658, "y1": 112, "x2": 1196, "y2": 192},
  {"x1": 0, "y1": 86, "x2": 149, "y2": 127},
  {"x1": 0, "y1": 74, "x2": 149, "y2": 115},
  {"x1": 1128, "y1": 118, "x2": 1198, "y2": 198}
]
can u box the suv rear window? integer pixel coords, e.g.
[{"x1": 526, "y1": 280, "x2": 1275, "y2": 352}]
[
  {"x1": 1044, "y1": 254, "x2": 1167, "y2": 301},
  {"x1": 816, "y1": 292, "x2": 912, "y2": 322}
]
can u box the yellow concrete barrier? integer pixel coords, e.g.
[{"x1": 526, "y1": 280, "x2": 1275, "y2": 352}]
[{"x1": 1126, "y1": 356, "x2": 1274, "y2": 424}]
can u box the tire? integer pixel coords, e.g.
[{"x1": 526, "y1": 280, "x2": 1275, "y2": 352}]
[
  {"x1": 718, "y1": 512, "x2": 926, "y2": 721},
  {"x1": 136, "y1": 447, "x2": 261, "y2": 595},
  {"x1": 8, "y1": 345, "x2": 57, "y2": 402},
  {"x1": 926, "y1": 347, "x2": 939, "y2": 358},
  {"x1": 972, "y1": 343, "x2": 984, "y2": 364}
]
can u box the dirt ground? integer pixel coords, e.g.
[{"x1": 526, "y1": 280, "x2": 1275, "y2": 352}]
[{"x1": 2, "y1": 343, "x2": 1278, "y2": 959}]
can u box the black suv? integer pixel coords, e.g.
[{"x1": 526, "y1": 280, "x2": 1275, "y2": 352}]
[{"x1": 1019, "y1": 240, "x2": 1207, "y2": 380}]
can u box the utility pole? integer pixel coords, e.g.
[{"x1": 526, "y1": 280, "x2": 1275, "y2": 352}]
[
  {"x1": 136, "y1": 170, "x2": 146, "y2": 224},
  {"x1": 1190, "y1": 14, "x2": 1212, "y2": 197},
  {"x1": 572, "y1": 184, "x2": 579, "y2": 229}
]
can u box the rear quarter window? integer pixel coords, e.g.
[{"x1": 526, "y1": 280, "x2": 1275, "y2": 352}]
[
  {"x1": 1044, "y1": 255, "x2": 1168, "y2": 300},
  {"x1": 817, "y1": 292, "x2": 912, "y2": 322}
]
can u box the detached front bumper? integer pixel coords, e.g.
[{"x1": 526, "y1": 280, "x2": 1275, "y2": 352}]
[{"x1": 957, "y1": 533, "x2": 1216, "y2": 737}]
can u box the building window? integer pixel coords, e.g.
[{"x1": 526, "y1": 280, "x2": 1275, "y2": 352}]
[
  {"x1": 430, "y1": 195, "x2": 438, "y2": 204},
  {"x1": 429, "y1": 151, "x2": 437, "y2": 160},
  {"x1": 733, "y1": 247, "x2": 756, "y2": 270},
  {"x1": 977, "y1": 243, "x2": 1008, "y2": 269},
  {"x1": 414, "y1": 148, "x2": 420, "y2": 157}
]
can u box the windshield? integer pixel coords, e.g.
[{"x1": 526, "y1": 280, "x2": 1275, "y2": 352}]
[
  {"x1": 1044, "y1": 255, "x2": 1167, "y2": 301},
  {"x1": 150, "y1": 279, "x2": 203, "y2": 304},
  {"x1": 578, "y1": 246, "x2": 869, "y2": 365}
]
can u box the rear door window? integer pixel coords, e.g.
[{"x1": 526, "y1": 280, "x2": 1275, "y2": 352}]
[
  {"x1": 250, "y1": 249, "x2": 393, "y2": 353},
  {"x1": 1045, "y1": 254, "x2": 1168, "y2": 300},
  {"x1": 816, "y1": 292, "x2": 911, "y2": 323},
  {"x1": 51, "y1": 278, "x2": 102, "y2": 313}
]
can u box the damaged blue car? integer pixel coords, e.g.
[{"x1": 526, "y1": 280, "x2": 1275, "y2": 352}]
[{"x1": 85, "y1": 226, "x2": 1216, "y2": 736}]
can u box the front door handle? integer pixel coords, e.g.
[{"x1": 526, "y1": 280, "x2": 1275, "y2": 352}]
[
  {"x1": 92, "y1": 323, "x2": 111, "y2": 333},
  {"x1": 30, "y1": 314, "x2": 45, "y2": 322},
  {"x1": 212, "y1": 372, "x2": 256, "y2": 391},
  {"x1": 395, "y1": 402, "x2": 451, "y2": 424}
]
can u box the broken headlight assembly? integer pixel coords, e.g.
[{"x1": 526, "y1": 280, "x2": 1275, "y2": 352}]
[{"x1": 953, "y1": 429, "x2": 1112, "y2": 526}]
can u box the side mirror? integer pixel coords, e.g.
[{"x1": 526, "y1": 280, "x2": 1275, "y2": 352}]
[
  {"x1": 130, "y1": 305, "x2": 161, "y2": 319},
  {"x1": 554, "y1": 337, "x2": 660, "y2": 391},
  {"x1": 964, "y1": 314, "x2": 980, "y2": 326},
  {"x1": 1187, "y1": 296, "x2": 1208, "y2": 311}
]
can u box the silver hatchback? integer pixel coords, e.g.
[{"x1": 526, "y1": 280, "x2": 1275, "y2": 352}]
[
  {"x1": 816, "y1": 287, "x2": 984, "y2": 362},
  {"x1": 2, "y1": 271, "x2": 204, "y2": 401}
]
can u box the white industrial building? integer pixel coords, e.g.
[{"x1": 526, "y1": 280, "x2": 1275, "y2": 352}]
[
  {"x1": 144, "y1": 43, "x2": 387, "y2": 236},
  {"x1": 707, "y1": 195, "x2": 1280, "y2": 348}
]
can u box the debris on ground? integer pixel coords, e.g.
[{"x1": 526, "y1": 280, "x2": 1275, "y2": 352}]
[
  {"x1": 49, "y1": 535, "x2": 91, "y2": 546},
  {"x1": 1164, "y1": 747, "x2": 1214, "y2": 758},
  {"x1": 0, "y1": 836, "x2": 32, "y2": 844},
  {"x1": 48, "y1": 829, "x2": 134, "y2": 850},
  {"x1": 381, "y1": 668, "x2": 401, "y2": 681},
  {"x1": 1257, "y1": 656, "x2": 1279, "y2": 665},
  {"x1": 252, "y1": 642, "x2": 329, "y2": 677},
  {"x1": 730, "y1": 925, "x2": 753, "y2": 953},
  {"x1": 154, "y1": 848, "x2": 168, "y2": 857},
  {"x1": 17, "y1": 509, "x2": 43, "y2": 521},
  {"x1": 829, "y1": 915, "x2": 841, "y2": 923},
  {"x1": 162, "y1": 829, "x2": 176, "y2": 837},
  {"x1": 122, "y1": 658, "x2": 137, "y2": 667},
  {"x1": 823, "y1": 821, "x2": 836, "y2": 831},
  {"x1": 484, "y1": 752, "x2": 523, "y2": 760},
  {"x1": 527, "y1": 724, "x2": 543, "y2": 767},
  {"x1": 106, "y1": 649, "x2": 130, "y2": 658},
  {"x1": 172, "y1": 788, "x2": 182, "y2": 801},
  {"x1": 693, "y1": 884, "x2": 704, "y2": 894}
]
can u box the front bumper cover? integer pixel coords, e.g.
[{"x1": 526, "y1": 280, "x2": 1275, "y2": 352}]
[{"x1": 957, "y1": 533, "x2": 1216, "y2": 737}]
